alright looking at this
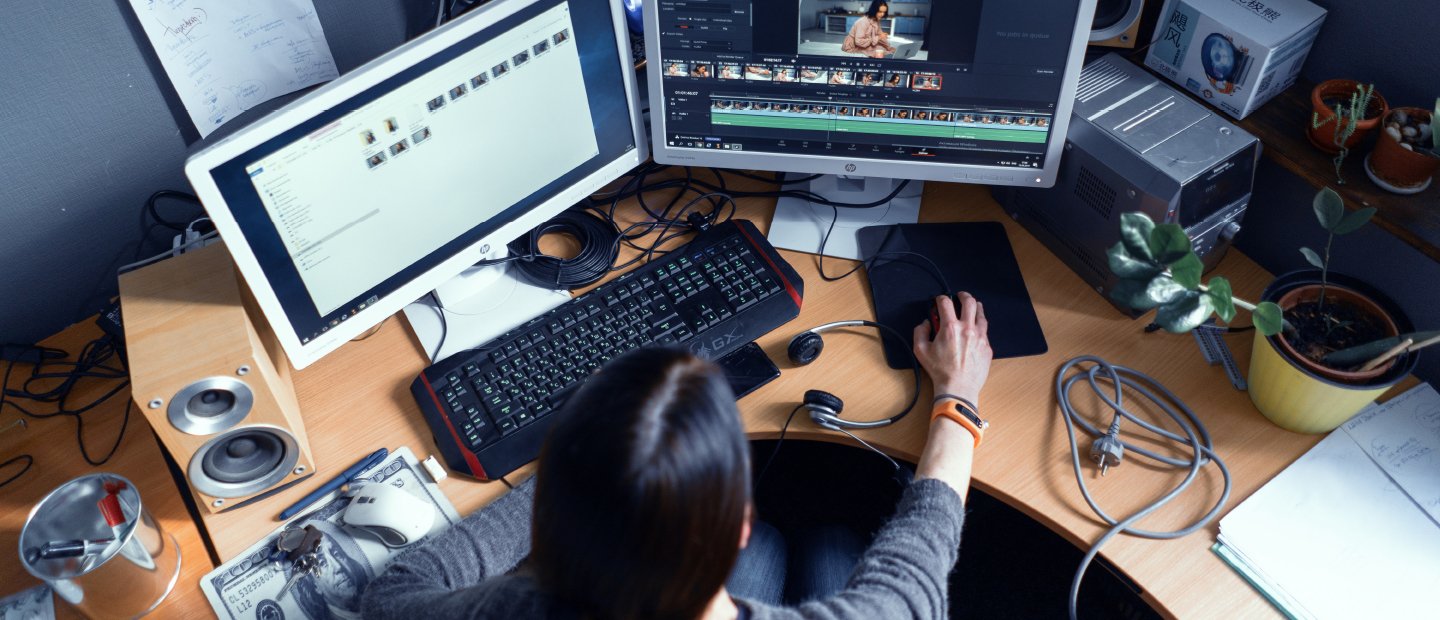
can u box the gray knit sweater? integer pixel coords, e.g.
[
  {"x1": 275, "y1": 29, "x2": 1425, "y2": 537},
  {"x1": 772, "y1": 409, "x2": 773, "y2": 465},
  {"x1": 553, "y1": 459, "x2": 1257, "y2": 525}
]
[{"x1": 360, "y1": 478, "x2": 965, "y2": 619}]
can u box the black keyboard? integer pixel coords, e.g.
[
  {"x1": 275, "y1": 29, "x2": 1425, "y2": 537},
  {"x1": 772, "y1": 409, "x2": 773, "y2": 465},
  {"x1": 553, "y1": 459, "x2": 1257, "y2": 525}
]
[{"x1": 411, "y1": 219, "x2": 805, "y2": 480}]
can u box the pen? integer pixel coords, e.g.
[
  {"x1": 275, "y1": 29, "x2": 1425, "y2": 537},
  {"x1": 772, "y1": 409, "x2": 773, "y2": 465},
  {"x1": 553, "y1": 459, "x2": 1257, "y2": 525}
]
[{"x1": 278, "y1": 448, "x2": 389, "y2": 521}]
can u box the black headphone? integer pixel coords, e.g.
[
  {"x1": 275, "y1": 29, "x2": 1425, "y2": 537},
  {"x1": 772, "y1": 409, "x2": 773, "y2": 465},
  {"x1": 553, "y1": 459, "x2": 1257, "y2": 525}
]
[{"x1": 785, "y1": 320, "x2": 921, "y2": 430}]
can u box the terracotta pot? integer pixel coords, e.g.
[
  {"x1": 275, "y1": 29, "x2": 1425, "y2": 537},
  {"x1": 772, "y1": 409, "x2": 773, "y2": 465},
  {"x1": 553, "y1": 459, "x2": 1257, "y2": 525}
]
[
  {"x1": 1306, "y1": 80, "x2": 1388, "y2": 154},
  {"x1": 1367, "y1": 107, "x2": 1440, "y2": 190},
  {"x1": 1275, "y1": 283, "x2": 1400, "y2": 383}
]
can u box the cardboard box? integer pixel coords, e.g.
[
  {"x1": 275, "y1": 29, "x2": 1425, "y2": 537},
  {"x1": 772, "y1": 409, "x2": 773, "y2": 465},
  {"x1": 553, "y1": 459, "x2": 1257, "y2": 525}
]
[{"x1": 1146, "y1": 0, "x2": 1326, "y2": 119}]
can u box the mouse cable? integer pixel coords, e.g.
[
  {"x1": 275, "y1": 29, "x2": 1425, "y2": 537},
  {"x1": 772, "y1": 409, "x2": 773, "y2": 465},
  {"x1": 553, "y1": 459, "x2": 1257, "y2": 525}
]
[
  {"x1": 1055, "y1": 356, "x2": 1231, "y2": 620},
  {"x1": 813, "y1": 200, "x2": 952, "y2": 303}
]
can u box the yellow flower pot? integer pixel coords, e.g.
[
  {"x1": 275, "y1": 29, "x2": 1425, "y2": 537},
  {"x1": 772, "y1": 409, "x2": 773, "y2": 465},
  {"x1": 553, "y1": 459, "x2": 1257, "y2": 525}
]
[
  {"x1": 1247, "y1": 271, "x2": 1417, "y2": 434},
  {"x1": 1247, "y1": 329, "x2": 1398, "y2": 434}
]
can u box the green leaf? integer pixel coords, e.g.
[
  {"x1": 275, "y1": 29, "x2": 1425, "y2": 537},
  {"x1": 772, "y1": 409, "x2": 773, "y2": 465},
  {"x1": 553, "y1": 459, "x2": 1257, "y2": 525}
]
[
  {"x1": 1170, "y1": 253, "x2": 1203, "y2": 289},
  {"x1": 1299, "y1": 247, "x2": 1326, "y2": 270},
  {"x1": 1323, "y1": 330, "x2": 1440, "y2": 367},
  {"x1": 1149, "y1": 223, "x2": 1193, "y2": 264},
  {"x1": 1313, "y1": 187, "x2": 1345, "y2": 231},
  {"x1": 1107, "y1": 242, "x2": 1162, "y2": 279},
  {"x1": 1154, "y1": 291, "x2": 1214, "y2": 333},
  {"x1": 1110, "y1": 279, "x2": 1159, "y2": 310},
  {"x1": 1206, "y1": 276, "x2": 1236, "y2": 323},
  {"x1": 1145, "y1": 277, "x2": 1187, "y2": 306},
  {"x1": 1332, "y1": 206, "x2": 1377, "y2": 235},
  {"x1": 1119, "y1": 212, "x2": 1156, "y2": 261},
  {"x1": 1253, "y1": 301, "x2": 1285, "y2": 336}
]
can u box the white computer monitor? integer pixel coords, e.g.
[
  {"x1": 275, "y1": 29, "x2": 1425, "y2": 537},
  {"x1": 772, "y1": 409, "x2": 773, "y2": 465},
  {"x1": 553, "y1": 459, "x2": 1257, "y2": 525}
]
[
  {"x1": 185, "y1": 0, "x2": 646, "y2": 369},
  {"x1": 643, "y1": 0, "x2": 1096, "y2": 188}
]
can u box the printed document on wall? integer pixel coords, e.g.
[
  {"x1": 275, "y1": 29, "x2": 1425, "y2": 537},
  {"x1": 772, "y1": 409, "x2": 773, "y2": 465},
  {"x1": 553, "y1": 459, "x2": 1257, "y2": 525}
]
[{"x1": 127, "y1": 0, "x2": 339, "y2": 137}]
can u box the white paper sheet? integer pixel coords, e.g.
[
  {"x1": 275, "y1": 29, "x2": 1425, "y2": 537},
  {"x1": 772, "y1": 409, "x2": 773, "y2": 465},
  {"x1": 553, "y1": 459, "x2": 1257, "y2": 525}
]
[
  {"x1": 1218, "y1": 425, "x2": 1440, "y2": 619},
  {"x1": 127, "y1": 0, "x2": 339, "y2": 137},
  {"x1": 1341, "y1": 384, "x2": 1440, "y2": 526}
]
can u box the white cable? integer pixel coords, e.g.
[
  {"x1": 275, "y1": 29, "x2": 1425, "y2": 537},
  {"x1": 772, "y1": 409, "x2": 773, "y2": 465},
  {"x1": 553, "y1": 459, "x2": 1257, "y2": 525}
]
[
  {"x1": 834, "y1": 426, "x2": 900, "y2": 471},
  {"x1": 1055, "y1": 356, "x2": 1231, "y2": 620},
  {"x1": 118, "y1": 231, "x2": 220, "y2": 275}
]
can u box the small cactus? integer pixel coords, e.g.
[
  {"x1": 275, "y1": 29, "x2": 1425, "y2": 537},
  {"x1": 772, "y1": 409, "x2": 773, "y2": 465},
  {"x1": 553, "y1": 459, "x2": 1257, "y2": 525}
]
[{"x1": 1311, "y1": 83, "x2": 1377, "y2": 183}]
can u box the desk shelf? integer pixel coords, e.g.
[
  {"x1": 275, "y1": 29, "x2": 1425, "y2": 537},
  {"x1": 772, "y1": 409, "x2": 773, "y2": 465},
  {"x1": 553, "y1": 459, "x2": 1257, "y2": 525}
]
[{"x1": 1122, "y1": 47, "x2": 1440, "y2": 262}]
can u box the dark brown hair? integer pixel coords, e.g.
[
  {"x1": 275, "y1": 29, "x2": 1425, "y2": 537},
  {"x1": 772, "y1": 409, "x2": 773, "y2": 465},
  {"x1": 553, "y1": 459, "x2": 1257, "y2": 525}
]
[{"x1": 531, "y1": 347, "x2": 750, "y2": 620}]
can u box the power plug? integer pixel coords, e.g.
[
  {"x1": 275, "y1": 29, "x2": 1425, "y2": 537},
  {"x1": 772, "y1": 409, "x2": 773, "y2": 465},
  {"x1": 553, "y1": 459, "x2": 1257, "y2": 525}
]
[{"x1": 1090, "y1": 434, "x2": 1124, "y2": 476}]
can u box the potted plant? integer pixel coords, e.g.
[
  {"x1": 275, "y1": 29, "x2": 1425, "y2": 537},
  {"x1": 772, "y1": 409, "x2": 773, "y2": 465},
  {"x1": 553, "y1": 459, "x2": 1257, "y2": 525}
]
[
  {"x1": 1107, "y1": 187, "x2": 1426, "y2": 433},
  {"x1": 1365, "y1": 99, "x2": 1440, "y2": 194},
  {"x1": 1308, "y1": 81, "x2": 1386, "y2": 184}
]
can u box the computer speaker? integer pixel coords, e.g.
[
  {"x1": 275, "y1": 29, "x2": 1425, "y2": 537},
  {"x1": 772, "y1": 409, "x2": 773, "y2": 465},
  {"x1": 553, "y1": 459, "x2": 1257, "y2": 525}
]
[
  {"x1": 119, "y1": 243, "x2": 315, "y2": 513},
  {"x1": 1089, "y1": 0, "x2": 1145, "y2": 48}
]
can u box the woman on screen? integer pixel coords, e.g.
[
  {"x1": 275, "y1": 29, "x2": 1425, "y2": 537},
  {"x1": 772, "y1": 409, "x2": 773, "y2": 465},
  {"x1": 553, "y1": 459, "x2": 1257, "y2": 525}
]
[
  {"x1": 364, "y1": 293, "x2": 996, "y2": 620},
  {"x1": 841, "y1": 0, "x2": 895, "y2": 59}
]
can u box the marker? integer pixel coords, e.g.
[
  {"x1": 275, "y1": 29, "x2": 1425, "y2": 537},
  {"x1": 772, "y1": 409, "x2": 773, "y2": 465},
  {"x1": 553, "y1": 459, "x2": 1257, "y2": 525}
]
[{"x1": 278, "y1": 448, "x2": 389, "y2": 521}]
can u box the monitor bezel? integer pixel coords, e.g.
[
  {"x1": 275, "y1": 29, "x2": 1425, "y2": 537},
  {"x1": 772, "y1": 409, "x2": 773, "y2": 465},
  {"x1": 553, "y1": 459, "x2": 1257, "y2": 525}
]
[
  {"x1": 642, "y1": 0, "x2": 1098, "y2": 188},
  {"x1": 185, "y1": 0, "x2": 647, "y2": 370}
]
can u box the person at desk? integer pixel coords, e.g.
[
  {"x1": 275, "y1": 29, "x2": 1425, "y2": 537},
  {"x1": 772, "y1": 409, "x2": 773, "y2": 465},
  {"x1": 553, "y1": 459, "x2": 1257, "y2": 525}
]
[
  {"x1": 841, "y1": 1, "x2": 896, "y2": 59},
  {"x1": 362, "y1": 293, "x2": 993, "y2": 620}
]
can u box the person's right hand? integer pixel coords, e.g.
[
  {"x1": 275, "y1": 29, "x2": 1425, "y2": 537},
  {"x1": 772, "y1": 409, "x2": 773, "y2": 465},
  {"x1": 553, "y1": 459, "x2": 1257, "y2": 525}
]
[{"x1": 912, "y1": 293, "x2": 993, "y2": 406}]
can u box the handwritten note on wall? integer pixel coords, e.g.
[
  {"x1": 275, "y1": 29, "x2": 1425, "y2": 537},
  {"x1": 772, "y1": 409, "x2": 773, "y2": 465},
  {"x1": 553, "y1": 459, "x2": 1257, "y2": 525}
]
[
  {"x1": 128, "y1": 0, "x2": 339, "y2": 137},
  {"x1": 1342, "y1": 383, "x2": 1440, "y2": 526}
]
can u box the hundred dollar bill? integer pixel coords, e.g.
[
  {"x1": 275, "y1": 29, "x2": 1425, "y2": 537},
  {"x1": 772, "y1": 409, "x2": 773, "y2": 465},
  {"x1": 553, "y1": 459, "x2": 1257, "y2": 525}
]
[
  {"x1": 201, "y1": 446, "x2": 461, "y2": 619},
  {"x1": 0, "y1": 585, "x2": 53, "y2": 620}
]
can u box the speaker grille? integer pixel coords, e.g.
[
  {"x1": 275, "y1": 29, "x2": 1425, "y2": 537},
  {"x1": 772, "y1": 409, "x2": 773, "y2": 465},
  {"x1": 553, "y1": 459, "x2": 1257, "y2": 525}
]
[
  {"x1": 1025, "y1": 200, "x2": 1106, "y2": 280},
  {"x1": 1074, "y1": 167, "x2": 1118, "y2": 220}
]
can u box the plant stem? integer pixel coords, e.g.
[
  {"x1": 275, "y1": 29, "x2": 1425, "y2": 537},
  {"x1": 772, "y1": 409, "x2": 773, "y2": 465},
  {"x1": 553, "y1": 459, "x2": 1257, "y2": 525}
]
[
  {"x1": 1195, "y1": 285, "x2": 1296, "y2": 333},
  {"x1": 1319, "y1": 232, "x2": 1333, "y2": 311}
]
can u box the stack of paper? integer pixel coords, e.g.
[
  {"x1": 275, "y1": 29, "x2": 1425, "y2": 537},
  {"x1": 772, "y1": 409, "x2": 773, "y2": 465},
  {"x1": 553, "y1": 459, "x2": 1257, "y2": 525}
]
[{"x1": 1214, "y1": 384, "x2": 1440, "y2": 619}]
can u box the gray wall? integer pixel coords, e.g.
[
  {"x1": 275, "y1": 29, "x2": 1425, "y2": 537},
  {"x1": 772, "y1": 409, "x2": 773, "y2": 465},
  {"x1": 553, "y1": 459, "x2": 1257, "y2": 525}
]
[
  {"x1": 1302, "y1": 0, "x2": 1439, "y2": 109},
  {"x1": 0, "y1": 0, "x2": 422, "y2": 347}
]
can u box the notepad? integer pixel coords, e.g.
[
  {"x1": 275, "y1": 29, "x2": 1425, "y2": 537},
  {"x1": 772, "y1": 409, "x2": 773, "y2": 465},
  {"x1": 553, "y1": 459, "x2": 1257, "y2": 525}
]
[{"x1": 1215, "y1": 384, "x2": 1440, "y2": 619}]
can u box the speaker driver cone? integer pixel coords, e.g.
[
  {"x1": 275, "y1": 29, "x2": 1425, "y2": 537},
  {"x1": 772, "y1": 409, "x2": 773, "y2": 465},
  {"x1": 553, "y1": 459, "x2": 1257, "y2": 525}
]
[
  {"x1": 167, "y1": 376, "x2": 254, "y2": 435},
  {"x1": 188, "y1": 425, "x2": 299, "y2": 498},
  {"x1": 1089, "y1": 0, "x2": 1141, "y2": 42}
]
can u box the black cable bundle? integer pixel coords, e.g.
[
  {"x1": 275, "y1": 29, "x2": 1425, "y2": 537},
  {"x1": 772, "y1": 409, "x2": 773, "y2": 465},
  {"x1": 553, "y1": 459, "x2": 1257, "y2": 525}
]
[
  {"x1": 0, "y1": 336, "x2": 133, "y2": 479},
  {"x1": 481, "y1": 209, "x2": 621, "y2": 290}
]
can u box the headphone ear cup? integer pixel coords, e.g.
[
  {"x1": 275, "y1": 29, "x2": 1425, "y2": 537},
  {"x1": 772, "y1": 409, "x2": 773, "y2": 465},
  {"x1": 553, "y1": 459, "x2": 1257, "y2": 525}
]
[
  {"x1": 802, "y1": 389, "x2": 845, "y2": 429},
  {"x1": 787, "y1": 331, "x2": 825, "y2": 366}
]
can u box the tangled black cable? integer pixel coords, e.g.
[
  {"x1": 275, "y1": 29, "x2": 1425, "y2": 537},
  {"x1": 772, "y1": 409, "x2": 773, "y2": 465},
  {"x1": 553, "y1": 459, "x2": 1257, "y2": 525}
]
[
  {"x1": 1, "y1": 337, "x2": 133, "y2": 468},
  {"x1": 478, "y1": 209, "x2": 621, "y2": 289}
]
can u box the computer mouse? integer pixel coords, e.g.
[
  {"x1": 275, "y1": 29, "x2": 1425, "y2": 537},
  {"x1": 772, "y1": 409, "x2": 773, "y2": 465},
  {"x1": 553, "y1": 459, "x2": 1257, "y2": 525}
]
[{"x1": 343, "y1": 483, "x2": 434, "y2": 547}]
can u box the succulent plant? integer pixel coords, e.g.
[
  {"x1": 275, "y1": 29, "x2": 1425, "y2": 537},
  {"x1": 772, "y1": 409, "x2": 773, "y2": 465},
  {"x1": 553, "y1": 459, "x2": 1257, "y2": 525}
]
[{"x1": 1311, "y1": 83, "x2": 1377, "y2": 183}]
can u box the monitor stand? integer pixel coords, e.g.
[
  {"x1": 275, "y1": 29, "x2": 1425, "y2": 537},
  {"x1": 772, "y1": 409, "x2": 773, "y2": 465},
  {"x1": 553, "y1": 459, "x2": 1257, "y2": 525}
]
[
  {"x1": 768, "y1": 174, "x2": 923, "y2": 260},
  {"x1": 402, "y1": 247, "x2": 572, "y2": 362}
]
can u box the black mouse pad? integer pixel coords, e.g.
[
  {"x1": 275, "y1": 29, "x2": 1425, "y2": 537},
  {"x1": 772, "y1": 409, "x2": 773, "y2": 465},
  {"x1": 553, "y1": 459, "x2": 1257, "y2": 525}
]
[{"x1": 858, "y1": 222, "x2": 1047, "y2": 369}]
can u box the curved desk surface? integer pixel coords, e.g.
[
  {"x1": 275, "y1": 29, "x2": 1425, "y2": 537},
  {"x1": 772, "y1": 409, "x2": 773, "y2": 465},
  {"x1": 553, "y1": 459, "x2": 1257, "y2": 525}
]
[{"x1": 190, "y1": 176, "x2": 1324, "y2": 619}]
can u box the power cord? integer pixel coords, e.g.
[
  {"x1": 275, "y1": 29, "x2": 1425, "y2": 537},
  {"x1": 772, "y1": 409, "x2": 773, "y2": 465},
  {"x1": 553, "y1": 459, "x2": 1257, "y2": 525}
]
[{"x1": 1055, "y1": 356, "x2": 1231, "y2": 620}]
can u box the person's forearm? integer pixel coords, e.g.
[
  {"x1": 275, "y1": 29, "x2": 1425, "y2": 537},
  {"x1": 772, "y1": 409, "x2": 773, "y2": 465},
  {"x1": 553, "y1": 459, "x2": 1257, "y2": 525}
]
[
  {"x1": 915, "y1": 419, "x2": 975, "y2": 498},
  {"x1": 361, "y1": 480, "x2": 536, "y2": 618}
]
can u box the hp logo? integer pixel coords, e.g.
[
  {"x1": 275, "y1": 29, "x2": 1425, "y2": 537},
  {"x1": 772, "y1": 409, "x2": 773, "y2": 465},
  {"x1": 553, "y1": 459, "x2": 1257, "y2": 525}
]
[{"x1": 844, "y1": 164, "x2": 857, "y2": 172}]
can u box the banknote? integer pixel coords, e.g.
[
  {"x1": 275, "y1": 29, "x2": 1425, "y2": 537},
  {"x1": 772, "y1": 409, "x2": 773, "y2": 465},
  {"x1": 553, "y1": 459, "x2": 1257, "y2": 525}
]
[
  {"x1": 201, "y1": 446, "x2": 461, "y2": 620},
  {"x1": 0, "y1": 585, "x2": 53, "y2": 620}
]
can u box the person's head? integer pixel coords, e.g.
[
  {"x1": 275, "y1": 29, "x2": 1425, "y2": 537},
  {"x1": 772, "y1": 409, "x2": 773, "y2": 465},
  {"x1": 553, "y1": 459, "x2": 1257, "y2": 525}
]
[
  {"x1": 866, "y1": 0, "x2": 888, "y2": 19},
  {"x1": 531, "y1": 347, "x2": 751, "y2": 619}
]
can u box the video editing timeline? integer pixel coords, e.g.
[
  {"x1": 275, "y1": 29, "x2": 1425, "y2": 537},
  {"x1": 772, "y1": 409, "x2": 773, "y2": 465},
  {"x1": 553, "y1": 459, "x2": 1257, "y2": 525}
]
[
  {"x1": 707, "y1": 97, "x2": 1049, "y2": 144},
  {"x1": 246, "y1": 5, "x2": 589, "y2": 343},
  {"x1": 655, "y1": 0, "x2": 1083, "y2": 167}
]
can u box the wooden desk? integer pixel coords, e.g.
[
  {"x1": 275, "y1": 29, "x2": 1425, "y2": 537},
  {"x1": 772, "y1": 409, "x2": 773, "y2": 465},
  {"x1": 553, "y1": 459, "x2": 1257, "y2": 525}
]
[
  {"x1": 62, "y1": 174, "x2": 1322, "y2": 618},
  {"x1": 0, "y1": 323, "x2": 215, "y2": 618}
]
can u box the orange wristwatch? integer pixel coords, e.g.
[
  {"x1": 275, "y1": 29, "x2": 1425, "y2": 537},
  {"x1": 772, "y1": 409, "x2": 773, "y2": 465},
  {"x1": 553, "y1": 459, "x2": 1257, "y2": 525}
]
[{"x1": 931, "y1": 394, "x2": 987, "y2": 448}]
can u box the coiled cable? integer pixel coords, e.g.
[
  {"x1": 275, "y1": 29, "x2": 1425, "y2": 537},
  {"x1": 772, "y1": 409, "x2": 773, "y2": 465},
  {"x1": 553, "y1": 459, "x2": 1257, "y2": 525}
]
[
  {"x1": 1056, "y1": 355, "x2": 1231, "y2": 620},
  {"x1": 477, "y1": 208, "x2": 620, "y2": 290}
]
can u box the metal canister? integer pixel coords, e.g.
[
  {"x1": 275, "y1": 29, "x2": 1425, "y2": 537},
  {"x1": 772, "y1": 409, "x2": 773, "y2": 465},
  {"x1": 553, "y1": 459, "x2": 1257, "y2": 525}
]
[{"x1": 18, "y1": 473, "x2": 181, "y2": 618}]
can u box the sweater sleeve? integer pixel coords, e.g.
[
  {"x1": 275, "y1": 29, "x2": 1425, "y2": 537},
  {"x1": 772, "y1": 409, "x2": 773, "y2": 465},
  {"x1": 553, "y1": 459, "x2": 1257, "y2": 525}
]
[
  {"x1": 360, "y1": 478, "x2": 537, "y2": 620},
  {"x1": 760, "y1": 478, "x2": 967, "y2": 620}
]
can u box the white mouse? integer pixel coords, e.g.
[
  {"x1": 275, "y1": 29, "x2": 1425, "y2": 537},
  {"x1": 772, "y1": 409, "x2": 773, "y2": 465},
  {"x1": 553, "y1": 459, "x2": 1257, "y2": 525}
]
[{"x1": 343, "y1": 483, "x2": 435, "y2": 547}]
